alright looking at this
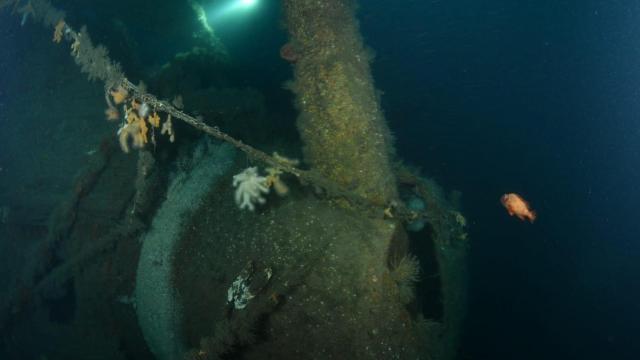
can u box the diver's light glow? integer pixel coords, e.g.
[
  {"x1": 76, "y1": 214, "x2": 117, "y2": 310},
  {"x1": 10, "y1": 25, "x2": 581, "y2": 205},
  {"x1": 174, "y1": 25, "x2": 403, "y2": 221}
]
[{"x1": 208, "y1": 0, "x2": 259, "y2": 23}]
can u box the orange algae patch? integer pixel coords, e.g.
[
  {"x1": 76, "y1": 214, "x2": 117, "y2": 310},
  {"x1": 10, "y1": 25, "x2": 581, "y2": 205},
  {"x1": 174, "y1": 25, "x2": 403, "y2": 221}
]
[
  {"x1": 148, "y1": 111, "x2": 161, "y2": 128},
  {"x1": 110, "y1": 86, "x2": 129, "y2": 104},
  {"x1": 104, "y1": 106, "x2": 119, "y2": 121},
  {"x1": 139, "y1": 117, "x2": 149, "y2": 144},
  {"x1": 118, "y1": 105, "x2": 150, "y2": 153}
]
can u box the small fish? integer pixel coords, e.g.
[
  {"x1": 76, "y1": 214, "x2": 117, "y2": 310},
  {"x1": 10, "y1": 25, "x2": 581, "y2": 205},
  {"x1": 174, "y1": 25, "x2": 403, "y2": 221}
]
[{"x1": 500, "y1": 193, "x2": 537, "y2": 223}]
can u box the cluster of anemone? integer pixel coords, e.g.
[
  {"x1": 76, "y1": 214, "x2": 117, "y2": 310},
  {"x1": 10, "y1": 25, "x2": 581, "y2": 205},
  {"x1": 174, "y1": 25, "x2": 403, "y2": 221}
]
[
  {"x1": 105, "y1": 86, "x2": 174, "y2": 153},
  {"x1": 232, "y1": 153, "x2": 299, "y2": 210}
]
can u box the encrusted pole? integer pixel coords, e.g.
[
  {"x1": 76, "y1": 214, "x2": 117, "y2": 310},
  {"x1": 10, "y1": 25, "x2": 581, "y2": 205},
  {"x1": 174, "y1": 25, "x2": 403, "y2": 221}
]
[{"x1": 282, "y1": 0, "x2": 398, "y2": 207}]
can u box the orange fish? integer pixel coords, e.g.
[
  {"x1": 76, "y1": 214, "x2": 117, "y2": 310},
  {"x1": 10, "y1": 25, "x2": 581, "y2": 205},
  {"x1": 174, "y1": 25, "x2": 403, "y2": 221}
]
[{"x1": 500, "y1": 193, "x2": 537, "y2": 223}]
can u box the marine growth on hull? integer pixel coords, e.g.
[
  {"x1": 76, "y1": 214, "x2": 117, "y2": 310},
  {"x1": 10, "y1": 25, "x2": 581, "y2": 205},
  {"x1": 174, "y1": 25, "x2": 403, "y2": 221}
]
[{"x1": 0, "y1": 0, "x2": 469, "y2": 359}]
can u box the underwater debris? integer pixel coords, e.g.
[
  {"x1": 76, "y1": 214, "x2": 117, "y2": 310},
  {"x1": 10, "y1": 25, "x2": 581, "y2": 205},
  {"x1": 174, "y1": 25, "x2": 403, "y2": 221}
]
[{"x1": 232, "y1": 167, "x2": 270, "y2": 211}]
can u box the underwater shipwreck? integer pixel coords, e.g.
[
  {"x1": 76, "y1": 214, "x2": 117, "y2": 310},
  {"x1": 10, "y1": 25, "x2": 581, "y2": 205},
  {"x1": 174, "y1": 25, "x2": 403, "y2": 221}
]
[{"x1": 0, "y1": 0, "x2": 469, "y2": 359}]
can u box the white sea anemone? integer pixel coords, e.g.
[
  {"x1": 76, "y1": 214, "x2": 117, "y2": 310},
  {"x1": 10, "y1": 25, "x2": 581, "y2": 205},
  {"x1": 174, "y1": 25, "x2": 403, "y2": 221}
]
[
  {"x1": 232, "y1": 167, "x2": 270, "y2": 211},
  {"x1": 138, "y1": 102, "x2": 151, "y2": 118}
]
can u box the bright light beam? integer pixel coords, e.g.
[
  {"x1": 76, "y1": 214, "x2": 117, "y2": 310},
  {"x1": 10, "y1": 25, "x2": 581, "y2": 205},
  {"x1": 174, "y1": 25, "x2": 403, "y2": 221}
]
[{"x1": 208, "y1": 0, "x2": 259, "y2": 23}]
